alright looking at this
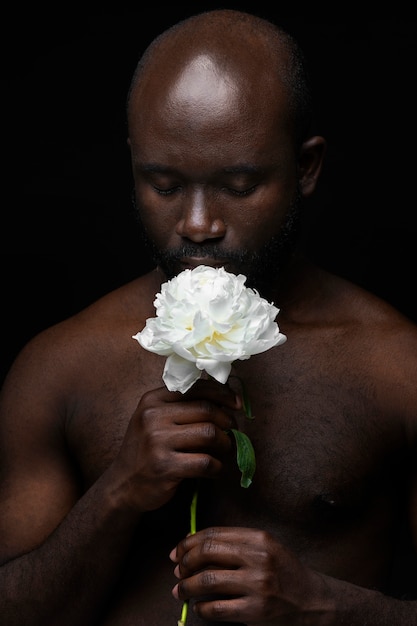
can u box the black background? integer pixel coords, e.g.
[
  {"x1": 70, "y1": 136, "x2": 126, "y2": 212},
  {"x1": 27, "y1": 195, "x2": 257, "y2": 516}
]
[{"x1": 2, "y1": 5, "x2": 417, "y2": 383}]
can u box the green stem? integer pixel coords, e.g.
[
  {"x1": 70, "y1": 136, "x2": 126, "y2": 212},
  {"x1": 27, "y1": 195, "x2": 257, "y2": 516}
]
[
  {"x1": 229, "y1": 374, "x2": 254, "y2": 419},
  {"x1": 178, "y1": 487, "x2": 198, "y2": 625},
  {"x1": 190, "y1": 487, "x2": 198, "y2": 534}
]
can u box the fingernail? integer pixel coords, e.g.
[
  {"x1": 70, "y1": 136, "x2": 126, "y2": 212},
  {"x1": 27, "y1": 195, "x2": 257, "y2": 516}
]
[
  {"x1": 235, "y1": 393, "x2": 243, "y2": 409},
  {"x1": 172, "y1": 583, "x2": 179, "y2": 599}
]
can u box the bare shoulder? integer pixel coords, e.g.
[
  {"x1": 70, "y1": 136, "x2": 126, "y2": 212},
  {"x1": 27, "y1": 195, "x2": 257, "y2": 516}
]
[
  {"x1": 325, "y1": 269, "x2": 417, "y2": 350},
  {"x1": 314, "y1": 268, "x2": 417, "y2": 435},
  {"x1": 0, "y1": 270, "x2": 161, "y2": 411},
  {"x1": 281, "y1": 264, "x2": 417, "y2": 433},
  {"x1": 301, "y1": 265, "x2": 417, "y2": 337}
]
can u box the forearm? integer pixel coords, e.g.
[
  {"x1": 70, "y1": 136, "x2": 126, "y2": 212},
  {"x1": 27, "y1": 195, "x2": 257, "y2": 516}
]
[
  {"x1": 0, "y1": 469, "x2": 140, "y2": 625},
  {"x1": 317, "y1": 573, "x2": 417, "y2": 626}
]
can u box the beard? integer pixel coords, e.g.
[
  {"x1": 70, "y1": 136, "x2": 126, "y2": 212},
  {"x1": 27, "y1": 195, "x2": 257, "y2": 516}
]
[{"x1": 132, "y1": 187, "x2": 304, "y2": 298}]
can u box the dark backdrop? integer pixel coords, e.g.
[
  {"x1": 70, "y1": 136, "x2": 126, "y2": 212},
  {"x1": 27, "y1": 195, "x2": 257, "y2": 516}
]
[{"x1": 2, "y1": 6, "x2": 416, "y2": 383}]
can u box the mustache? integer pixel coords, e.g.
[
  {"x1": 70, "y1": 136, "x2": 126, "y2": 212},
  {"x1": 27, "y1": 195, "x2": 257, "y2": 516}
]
[{"x1": 157, "y1": 244, "x2": 248, "y2": 265}]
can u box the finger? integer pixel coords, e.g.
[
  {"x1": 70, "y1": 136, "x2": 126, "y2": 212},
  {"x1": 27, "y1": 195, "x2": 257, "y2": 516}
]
[
  {"x1": 176, "y1": 526, "x2": 268, "y2": 557},
  {"x1": 193, "y1": 595, "x2": 254, "y2": 623},
  {"x1": 176, "y1": 378, "x2": 242, "y2": 411},
  {"x1": 171, "y1": 401, "x2": 235, "y2": 429},
  {"x1": 141, "y1": 404, "x2": 234, "y2": 454},
  {"x1": 172, "y1": 581, "x2": 253, "y2": 623},
  {"x1": 137, "y1": 399, "x2": 236, "y2": 432},
  {"x1": 175, "y1": 532, "x2": 245, "y2": 578},
  {"x1": 173, "y1": 425, "x2": 233, "y2": 457},
  {"x1": 175, "y1": 567, "x2": 250, "y2": 601}
]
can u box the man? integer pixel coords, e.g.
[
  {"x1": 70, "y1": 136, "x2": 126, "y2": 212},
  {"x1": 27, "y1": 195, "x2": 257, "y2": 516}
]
[{"x1": 1, "y1": 8, "x2": 416, "y2": 625}]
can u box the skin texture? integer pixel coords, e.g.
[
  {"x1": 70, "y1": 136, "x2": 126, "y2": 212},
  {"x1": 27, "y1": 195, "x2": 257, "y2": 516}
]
[{"x1": 1, "y1": 9, "x2": 417, "y2": 626}]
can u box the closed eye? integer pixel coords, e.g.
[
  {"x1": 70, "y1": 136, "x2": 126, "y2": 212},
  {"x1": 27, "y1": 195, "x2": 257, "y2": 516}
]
[
  {"x1": 225, "y1": 185, "x2": 258, "y2": 197},
  {"x1": 152, "y1": 185, "x2": 182, "y2": 196}
]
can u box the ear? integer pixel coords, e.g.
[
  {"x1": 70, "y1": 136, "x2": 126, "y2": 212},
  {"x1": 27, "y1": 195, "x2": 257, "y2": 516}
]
[{"x1": 298, "y1": 135, "x2": 326, "y2": 198}]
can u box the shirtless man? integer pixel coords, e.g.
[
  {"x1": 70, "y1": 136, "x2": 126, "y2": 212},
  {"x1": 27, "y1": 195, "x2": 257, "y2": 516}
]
[{"x1": 1, "y1": 9, "x2": 416, "y2": 625}]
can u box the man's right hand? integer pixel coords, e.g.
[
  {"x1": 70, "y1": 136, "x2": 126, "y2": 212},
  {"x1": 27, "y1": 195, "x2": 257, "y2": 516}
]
[{"x1": 111, "y1": 377, "x2": 242, "y2": 512}]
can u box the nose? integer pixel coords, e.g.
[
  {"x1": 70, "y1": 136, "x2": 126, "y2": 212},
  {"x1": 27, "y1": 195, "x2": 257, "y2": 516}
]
[{"x1": 175, "y1": 188, "x2": 226, "y2": 242}]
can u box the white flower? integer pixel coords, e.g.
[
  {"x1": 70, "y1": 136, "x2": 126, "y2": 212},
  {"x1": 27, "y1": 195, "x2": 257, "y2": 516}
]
[{"x1": 132, "y1": 265, "x2": 287, "y2": 393}]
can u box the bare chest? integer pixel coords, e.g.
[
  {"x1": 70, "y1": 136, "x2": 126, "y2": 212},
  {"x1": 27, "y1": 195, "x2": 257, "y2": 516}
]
[{"x1": 66, "y1": 349, "x2": 402, "y2": 540}]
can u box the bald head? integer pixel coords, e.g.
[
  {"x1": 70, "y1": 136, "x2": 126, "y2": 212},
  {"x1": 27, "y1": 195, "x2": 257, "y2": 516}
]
[
  {"x1": 125, "y1": 10, "x2": 326, "y2": 293},
  {"x1": 127, "y1": 10, "x2": 313, "y2": 148}
]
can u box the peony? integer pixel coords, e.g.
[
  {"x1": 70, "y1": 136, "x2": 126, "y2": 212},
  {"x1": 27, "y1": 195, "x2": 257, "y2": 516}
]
[{"x1": 132, "y1": 265, "x2": 287, "y2": 393}]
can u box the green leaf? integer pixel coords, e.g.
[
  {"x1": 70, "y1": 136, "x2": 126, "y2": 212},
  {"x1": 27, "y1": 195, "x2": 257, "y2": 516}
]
[{"x1": 228, "y1": 428, "x2": 256, "y2": 488}]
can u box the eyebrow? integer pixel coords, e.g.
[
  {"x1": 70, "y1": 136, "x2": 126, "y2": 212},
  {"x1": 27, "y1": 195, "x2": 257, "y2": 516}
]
[
  {"x1": 137, "y1": 162, "x2": 264, "y2": 175},
  {"x1": 222, "y1": 165, "x2": 263, "y2": 175}
]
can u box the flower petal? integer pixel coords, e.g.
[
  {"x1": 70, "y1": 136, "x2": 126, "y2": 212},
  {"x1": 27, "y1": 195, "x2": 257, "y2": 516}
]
[
  {"x1": 196, "y1": 358, "x2": 232, "y2": 384},
  {"x1": 163, "y1": 353, "x2": 202, "y2": 393}
]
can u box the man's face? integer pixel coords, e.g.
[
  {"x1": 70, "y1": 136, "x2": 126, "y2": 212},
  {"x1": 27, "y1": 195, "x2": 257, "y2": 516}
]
[{"x1": 128, "y1": 53, "x2": 302, "y2": 294}]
